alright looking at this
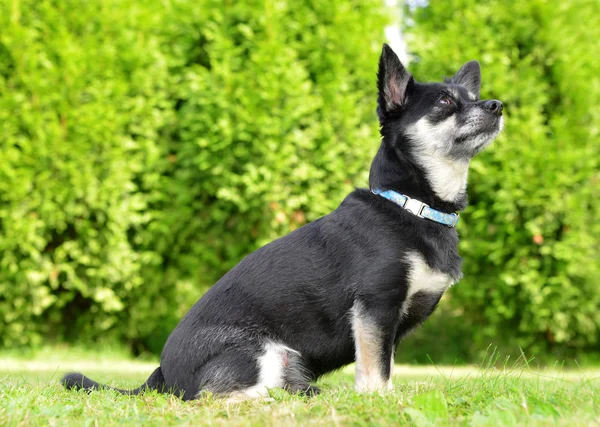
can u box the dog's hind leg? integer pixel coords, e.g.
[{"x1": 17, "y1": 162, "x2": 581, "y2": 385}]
[
  {"x1": 195, "y1": 341, "x2": 313, "y2": 401},
  {"x1": 193, "y1": 349, "x2": 260, "y2": 400}
]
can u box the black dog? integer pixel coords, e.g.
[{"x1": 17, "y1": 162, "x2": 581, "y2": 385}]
[{"x1": 63, "y1": 44, "x2": 503, "y2": 400}]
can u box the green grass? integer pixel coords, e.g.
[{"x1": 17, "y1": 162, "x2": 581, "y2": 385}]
[{"x1": 1, "y1": 349, "x2": 599, "y2": 426}]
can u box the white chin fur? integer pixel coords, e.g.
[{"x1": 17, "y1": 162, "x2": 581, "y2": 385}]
[
  {"x1": 406, "y1": 117, "x2": 470, "y2": 202},
  {"x1": 405, "y1": 115, "x2": 501, "y2": 202},
  {"x1": 467, "y1": 131, "x2": 497, "y2": 153}
]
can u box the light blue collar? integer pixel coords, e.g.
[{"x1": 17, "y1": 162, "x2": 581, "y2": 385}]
[{"x1": 372, "y1": 189, "x2": 459, "y2": 228}]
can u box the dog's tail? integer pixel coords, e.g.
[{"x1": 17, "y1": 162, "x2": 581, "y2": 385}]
[{"x1": 61, "y1": 366, "x2": 167, "y2": 395}]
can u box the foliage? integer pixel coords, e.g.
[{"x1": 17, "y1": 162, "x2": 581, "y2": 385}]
[
  {"x1": 403, "y1": 0, "x2": 600, "y2": 359},
  {"x1": 0, "y1": 0, "x2": 174, "y2": 347},
  {"x1": 0, "y1": 0, "x2": 386, "y2": 350},
  {"x1": 1, "y1": 0, "x2": 599, "y2": 362}
]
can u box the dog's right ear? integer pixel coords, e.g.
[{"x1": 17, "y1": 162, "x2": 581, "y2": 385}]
[
  {"x1": 447, "y1": 60, "x2": 481, "y2": 98},
  {"x1": 377, "y1": 43, "x2": 414, "y2": 115}
]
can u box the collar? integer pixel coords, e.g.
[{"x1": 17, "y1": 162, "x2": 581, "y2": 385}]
[{"x1": 371, "y1": 188, "x2": 460, "y2": 228}]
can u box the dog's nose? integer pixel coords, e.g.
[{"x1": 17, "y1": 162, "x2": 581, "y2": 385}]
[{"x1": 484, "y1": 100, "x2": 503, "y2": 116}]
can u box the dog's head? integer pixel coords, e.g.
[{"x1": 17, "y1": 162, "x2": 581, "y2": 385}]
[{"x1": 374, "y1": 44, "x2": 503, "y2": 202}]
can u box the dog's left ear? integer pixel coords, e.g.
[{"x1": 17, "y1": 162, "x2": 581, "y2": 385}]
[{"x1": 448, "y1": 61, "x2": 481, "y2": 98}]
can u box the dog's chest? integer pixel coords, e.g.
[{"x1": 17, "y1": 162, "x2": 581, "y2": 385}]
[{"x1": 401, "y1": 251, "x2": 457, "y2": 316}]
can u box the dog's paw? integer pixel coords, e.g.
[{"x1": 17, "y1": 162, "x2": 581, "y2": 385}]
[
  {"x1": 285, "y1": 384, "x2": 321, "y2": 397},
  {"x1": 303, "y1": 385, "x2": 321, "y2": 397}
]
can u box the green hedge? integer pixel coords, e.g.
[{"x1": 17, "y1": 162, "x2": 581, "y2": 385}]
[
  {"x1": 402, "y1": 0, "x2": 600, "y2": 360},
  {"x1": 0, "y1": 0, "x2": 174, "y2": 347},
  {"x1": 0, "y1": 0, "x2": 386, "y2": 351},
  {"x1": 2, "y1": 0, "x2": 599, "y2": 362}
]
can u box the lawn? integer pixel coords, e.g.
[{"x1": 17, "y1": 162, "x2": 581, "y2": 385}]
[{"x1": 1, "y1": 349, "x2": 599, "y2": 426}]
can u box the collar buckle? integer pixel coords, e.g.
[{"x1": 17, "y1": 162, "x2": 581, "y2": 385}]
[
  {"x1": 371, "y1": 188, "x2": 458, "y2": 227},
  {"x1": 403, "y1": 197, "x2": 428, "y2": 218},
  {"x1": 448, "y1": 213, "x2": 460, "y2": 228}
]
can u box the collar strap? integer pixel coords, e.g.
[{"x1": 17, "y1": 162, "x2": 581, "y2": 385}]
[{"x1": 372, "y1": 189, "x2": 459, "y2": 228}]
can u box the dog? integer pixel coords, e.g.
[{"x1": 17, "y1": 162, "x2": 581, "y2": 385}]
[{"x1": 62, "y1": 44, "x2": 503, "y2": 401}]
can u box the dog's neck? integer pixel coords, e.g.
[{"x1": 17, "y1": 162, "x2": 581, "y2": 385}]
[{"x1": 368, "y1": 141, "x2": 468, "y2": 213}]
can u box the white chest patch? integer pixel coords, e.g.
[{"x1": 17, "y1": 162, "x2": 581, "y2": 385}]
[{"x1": 401, "y1": 251, "x2": 456, "y2": 316}]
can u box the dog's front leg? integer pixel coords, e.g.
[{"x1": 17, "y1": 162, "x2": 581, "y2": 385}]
[{"x1": 351, "y1": 301, "x2": 398, "y2": 392}]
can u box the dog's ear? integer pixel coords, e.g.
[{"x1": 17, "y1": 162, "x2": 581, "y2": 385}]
[
  {"x1": 377, "y1": 43, "x2": 414, "y2": 114},
  {"x1": 448, "y1": 61, "x2": 481, "y2": 98}
]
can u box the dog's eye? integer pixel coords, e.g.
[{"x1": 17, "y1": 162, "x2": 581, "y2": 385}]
[{"x1": 439, "y1": 96, "x2": 453, "y2": 105}]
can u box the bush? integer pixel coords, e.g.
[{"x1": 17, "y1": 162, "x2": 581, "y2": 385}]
[
  {"x1": 0, "y1": 0, "x2": 174, "y2": 347},
  {"x1": 0, "y1": 0, "x2": 386, "y2": 351},
  {"x1": 402, "y1": 0, "x2": 600, "y2": 360},
  {"x1": 4, "y1": 0, "x2": 598, "y2": 362}
]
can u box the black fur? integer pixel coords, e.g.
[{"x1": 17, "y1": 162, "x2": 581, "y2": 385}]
[
  {"x1": 62, "y1": 367, "x2": 167, "y2": 395},
  {"x1": 62, "y1": 44, "x2": 502, "y2": 399}
]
